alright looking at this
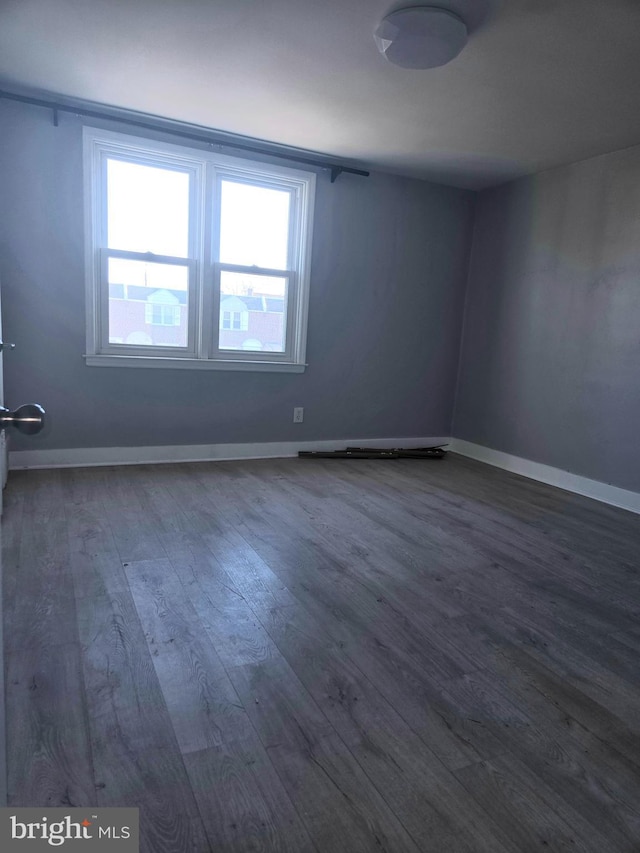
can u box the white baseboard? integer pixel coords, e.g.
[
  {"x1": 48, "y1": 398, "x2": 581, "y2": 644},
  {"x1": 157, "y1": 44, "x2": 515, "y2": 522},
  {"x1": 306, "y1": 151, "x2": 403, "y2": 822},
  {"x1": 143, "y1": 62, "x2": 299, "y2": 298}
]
[
  {"x1": 11, "y1": 436, "x2": 638, "y2": 516},
  {"x1": 450, "y1": 438, "x2": 640, "y2": 515},
  {"x1": 9, "y1": 436, "x2": 450, "y2": 471}
]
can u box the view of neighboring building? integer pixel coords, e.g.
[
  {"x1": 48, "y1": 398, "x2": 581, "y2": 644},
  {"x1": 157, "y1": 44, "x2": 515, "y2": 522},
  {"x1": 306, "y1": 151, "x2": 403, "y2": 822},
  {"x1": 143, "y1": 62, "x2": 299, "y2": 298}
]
[
  {"x1": 108, "y1": 282, "x2": 286, "y2": 352},
  {"x1": 217, "y1": 293, "x2": 286, "y2": 352}
]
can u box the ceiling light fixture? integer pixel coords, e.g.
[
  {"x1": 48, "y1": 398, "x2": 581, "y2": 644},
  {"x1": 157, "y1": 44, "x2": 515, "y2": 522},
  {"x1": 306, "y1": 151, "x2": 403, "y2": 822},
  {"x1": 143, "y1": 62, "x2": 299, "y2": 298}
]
[{"x1": 374, "y1": 6, "x2": 468, "y2": 69}]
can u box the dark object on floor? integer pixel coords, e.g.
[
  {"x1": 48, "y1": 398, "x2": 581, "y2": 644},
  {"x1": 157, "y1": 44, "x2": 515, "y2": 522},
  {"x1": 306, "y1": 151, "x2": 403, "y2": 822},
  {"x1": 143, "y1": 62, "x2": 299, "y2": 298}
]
[
  {"x1": 348, "y1": 446, "x2": 448, "y2": 459},
  {"x1": 298, "y1": 445, "x2": 448, "y2": 459}
]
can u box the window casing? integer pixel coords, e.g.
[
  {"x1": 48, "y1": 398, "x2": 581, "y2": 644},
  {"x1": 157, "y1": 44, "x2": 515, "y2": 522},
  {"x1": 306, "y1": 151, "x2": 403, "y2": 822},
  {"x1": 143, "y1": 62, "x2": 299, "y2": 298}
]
[{"x1": 84, "y1": 128, "x2": 316, "y2": 371}]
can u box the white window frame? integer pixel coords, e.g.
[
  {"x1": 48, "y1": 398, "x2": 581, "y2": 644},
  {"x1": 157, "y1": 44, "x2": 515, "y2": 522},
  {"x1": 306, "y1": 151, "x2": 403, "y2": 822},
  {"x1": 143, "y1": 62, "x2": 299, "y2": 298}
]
[{"x1": 83, "y1": 128, "x2": 315, "y2": 372}]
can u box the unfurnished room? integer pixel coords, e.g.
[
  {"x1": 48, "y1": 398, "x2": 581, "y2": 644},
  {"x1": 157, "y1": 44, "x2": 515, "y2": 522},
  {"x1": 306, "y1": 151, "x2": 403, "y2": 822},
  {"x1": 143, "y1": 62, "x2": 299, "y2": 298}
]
[{"x1": 0, "y1": 1, "x2": 639, "y2": 851}]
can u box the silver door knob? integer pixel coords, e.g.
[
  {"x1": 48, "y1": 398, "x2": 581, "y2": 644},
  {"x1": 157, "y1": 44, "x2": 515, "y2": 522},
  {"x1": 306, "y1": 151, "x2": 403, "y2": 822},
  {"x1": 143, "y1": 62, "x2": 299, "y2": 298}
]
[
  {"x1": 0, "y1": 403, "x2": 46, "y2": 435},
  {"x1": 0, "y1": 341, "x2": 16, "y2": 352}
]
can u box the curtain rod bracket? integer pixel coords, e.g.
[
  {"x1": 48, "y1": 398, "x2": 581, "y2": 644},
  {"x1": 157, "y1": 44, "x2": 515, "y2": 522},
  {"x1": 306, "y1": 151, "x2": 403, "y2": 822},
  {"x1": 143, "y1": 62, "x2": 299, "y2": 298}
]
[
  {"x1": 330, "y1": 166, "x2": 343, "y2": 183},
  {"x1": 52, "y1": 107, "x2": 59, "y2": 127}
]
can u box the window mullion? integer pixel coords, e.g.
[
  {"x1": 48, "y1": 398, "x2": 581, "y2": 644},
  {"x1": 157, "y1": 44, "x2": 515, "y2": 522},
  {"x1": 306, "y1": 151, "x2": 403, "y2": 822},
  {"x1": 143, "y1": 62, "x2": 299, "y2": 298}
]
[
  {"x1": 284, "y1": 271, "x2": 298, "y2": 362},
  {"x1": 98, "y1": 249, "x2": 110, "y2": 354},
  {"x1": 186, "y1": 160, "x2": 204, "y2": 359},
  {"x1": 208, "y1": 169, "x2": 223, "y2": 357},
  {"x1": 196, "y1": 164, "x2": 214, "y2": 358}
]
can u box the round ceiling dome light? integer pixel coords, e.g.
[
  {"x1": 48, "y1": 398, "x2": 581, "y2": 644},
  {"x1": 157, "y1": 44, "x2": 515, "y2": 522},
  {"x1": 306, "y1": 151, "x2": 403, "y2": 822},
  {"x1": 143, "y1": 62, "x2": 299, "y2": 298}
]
[{"x1": 374, "y1": 6, "x2": 468, "y2": 69}]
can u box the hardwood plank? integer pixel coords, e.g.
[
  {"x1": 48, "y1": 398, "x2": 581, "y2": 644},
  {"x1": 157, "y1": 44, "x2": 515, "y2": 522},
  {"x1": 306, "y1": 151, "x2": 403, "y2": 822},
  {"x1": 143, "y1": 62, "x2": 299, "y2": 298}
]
[
  {"x1": 228, "y1": 658, "x2": 422, "y2": 853},
  {"x1": 75, "y1": 580, "x2": 178, "y2": 752},
  {"x1": 487, "y1": 634, "x2": 640, "y2": 769},
  {"x1": 124, "y1": 557, "x2": 259, "y2": 753},
  {"x1": 67, "y1": 502, "x2": 131, "y2": 600},
  {"x1": 123, "y1": 558, "x2": 319, "y2": 852},
  {"x1": 208, "y1": 494, "x2": 475, "y2": 686},
  {"x1": 101, "y1": 484, "x2": 168, "y2": 564},
  {"x1": 467, "y1": 607, "x2": 640, "y2": 731},
  {"x1": 126, "y1": 556, "x2": 421, "y2": 851},
  {"x1": 93, "y1": 738, "x2": 213, "y2": 853},
  {"x1": 441, "y1": 666, "x2": 640, "y2": 849},
  {"x1": 5, "y1": 642, "x2": 96, "y2": 807},
  {"x1": 59, "y1": 465, "x2": 108, "y2": 507},
  {"x1": 259, "y1": 604, "x2": 511, "y2": 853},
  {"x1": 1, "y1": 484, "x2": 24, "y2": 621},
  {"x1": 186, "y1": 524, "x2": 504, "y2": 772},
  {"x1": 184, "y1": 745, "x2": 317, "y2": 853},
  {"x1": 72, "y1": 546, "x2": 211, "y2": 853},
  {"x1": 3, "y1": 454, "x2": 640, "y2": 852},
  {"x1": 253, "y1": 465, "x2": 471, "y2": 625},
  {"x1": 200, "y1": 501, "x2": 506, "y2": 770},
  {"x1": 455, "y1": 753, "x2": 600, "y2": 852},
  {"x1": 178, "y1": 524, "x2": 299, "y2": 612},
  {"x1": 360, "y1": 455, "x2": 640, "y2": 599},
  {"x1": 11, "y1": 468, "x2": 66, "y2": 512},
  {"x1": 4, "y1": 504, "x2": 77, "y2": 653}
]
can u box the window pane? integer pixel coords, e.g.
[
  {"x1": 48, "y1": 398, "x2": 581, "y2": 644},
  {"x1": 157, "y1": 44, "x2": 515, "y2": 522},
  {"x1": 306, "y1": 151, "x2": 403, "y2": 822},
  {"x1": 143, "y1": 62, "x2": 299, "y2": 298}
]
[
  {"x1": 219, "y1": 271, "x2": 287, "y2": 353},
  {"x1": 219, "y1": 180, "x2": 290, "y2": 269},
  {"x1": 108, "y1": 258, "x2": 189, "y2": 347},
  {"x1": 107, "y1": 159, "x2": 190, "y2": 257}
]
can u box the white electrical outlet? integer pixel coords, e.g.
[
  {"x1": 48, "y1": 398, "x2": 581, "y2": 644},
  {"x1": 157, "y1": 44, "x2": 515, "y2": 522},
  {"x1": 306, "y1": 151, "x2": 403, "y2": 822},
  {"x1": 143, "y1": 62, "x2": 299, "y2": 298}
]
[{"x1": 293, "y1": 407, "x2": 304, "y2": 423}]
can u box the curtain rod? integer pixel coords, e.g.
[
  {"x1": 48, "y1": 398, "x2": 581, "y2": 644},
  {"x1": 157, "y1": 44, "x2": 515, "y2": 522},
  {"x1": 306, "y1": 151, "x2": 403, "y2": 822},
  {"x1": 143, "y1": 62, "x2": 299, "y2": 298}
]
[{"x1": 0, "y1": 88, "x2": 370, "y2": 183}]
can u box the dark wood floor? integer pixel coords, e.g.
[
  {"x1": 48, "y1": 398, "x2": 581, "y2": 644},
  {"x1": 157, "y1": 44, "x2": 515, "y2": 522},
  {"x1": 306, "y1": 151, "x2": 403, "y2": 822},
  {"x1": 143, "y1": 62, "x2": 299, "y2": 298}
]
[{"x1": 2, "y1": 453, "x2": 640, "y2": 852}]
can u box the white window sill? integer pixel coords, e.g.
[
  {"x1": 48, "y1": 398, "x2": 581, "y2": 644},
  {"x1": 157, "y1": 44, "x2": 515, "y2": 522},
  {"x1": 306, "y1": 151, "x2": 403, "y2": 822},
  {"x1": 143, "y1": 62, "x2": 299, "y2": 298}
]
[{"x1": 84, "y1": 355, "x2": 306, "y2": 373}]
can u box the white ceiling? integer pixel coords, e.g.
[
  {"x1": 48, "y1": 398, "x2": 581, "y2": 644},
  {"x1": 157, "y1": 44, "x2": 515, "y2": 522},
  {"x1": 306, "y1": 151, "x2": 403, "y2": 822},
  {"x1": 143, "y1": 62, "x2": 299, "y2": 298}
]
[{"x1": 1, "y1": 0, "x2": 640, "y2": 189}]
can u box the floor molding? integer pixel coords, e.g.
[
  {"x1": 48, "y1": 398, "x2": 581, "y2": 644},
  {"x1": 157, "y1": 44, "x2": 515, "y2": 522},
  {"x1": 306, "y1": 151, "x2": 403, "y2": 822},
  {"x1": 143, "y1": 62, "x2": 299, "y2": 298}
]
[
  {"x1": 450, "y1": 438, "x2": 640, "y2": 515},
  {"x1": 9, "y1": 436, "x2": 450, "y2": 471},
  {"x1": 12, "y1": 436, "x2": 638, "y2": 515}
]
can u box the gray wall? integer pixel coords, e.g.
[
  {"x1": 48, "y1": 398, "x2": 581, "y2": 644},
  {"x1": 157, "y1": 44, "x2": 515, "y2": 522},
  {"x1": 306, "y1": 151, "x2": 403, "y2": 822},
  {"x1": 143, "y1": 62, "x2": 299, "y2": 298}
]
[
  {"x1": 0, "y1": 99, "x2": 474, "y2": 452},
  {"x1": 454, "y1": 147, "x2": 640, "y2": 492}
]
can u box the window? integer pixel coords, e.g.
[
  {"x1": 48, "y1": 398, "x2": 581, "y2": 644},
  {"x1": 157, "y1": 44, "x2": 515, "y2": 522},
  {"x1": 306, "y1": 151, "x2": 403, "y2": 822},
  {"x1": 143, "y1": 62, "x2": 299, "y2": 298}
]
[
  {"x1": 84, "y1": 128, "x2": 316, "y2": 371},
  {"x1": 144, "y1": 289, "x2": 181, "y2": 329},
  {"x1": 145, "y1": 304, "x2": 180, "y2": 327},
  {"x1": 219, "y1": 300, "x2": 248, "y2": 334},
  {"x1": 226, "y1": 312, "x2": 243, "y2": 330}
]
